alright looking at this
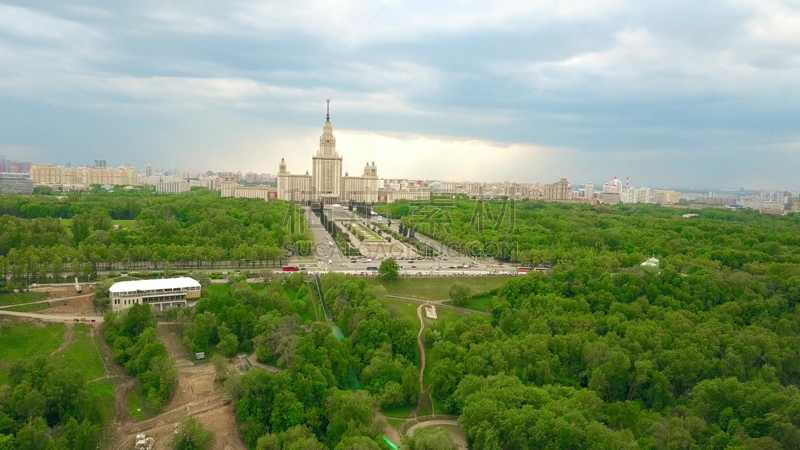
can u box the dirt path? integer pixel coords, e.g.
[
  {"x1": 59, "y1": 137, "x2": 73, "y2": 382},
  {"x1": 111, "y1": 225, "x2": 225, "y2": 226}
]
[
  {"x1": 93, "y1": 324, "x2": 138, "y2": 449},
  {"x1": 375, "y1": 411, "x2": 403, "y2": 446},
  {"x1": 0, "y1": 310, "x2": 103, "y2": 322},
  {"x1": 109, "y1": 323, "x2": 246, "y2": 450},
  {"x1": 49, "y1": 322, "x2": 74, "y2": 357},
  {"x1": 410, "y1": 303, "x2": 428, "y2": 417},
  {"x1": 246, "y1": 353, "x2": 283, "y2": 373},
  {"x1": 0, "y1": 293, "x2": 95, "y2": 310}
]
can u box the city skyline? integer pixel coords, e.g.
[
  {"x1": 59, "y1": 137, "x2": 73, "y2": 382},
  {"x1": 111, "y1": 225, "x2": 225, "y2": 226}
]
[{"x1": 3, "y1": 1, "x2": 800, "y2": 190}]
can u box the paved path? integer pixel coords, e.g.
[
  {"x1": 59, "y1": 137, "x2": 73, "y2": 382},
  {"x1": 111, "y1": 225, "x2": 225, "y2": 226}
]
[
  {"x1": 244, "y1": 353, "x2": 283, "y2": 373},
  {"x1": 406, "y1": 419, "x2": 462, "y2": 436},
  {"x1": 0, "y1": 310, "x2": 103, "y2": 322}
]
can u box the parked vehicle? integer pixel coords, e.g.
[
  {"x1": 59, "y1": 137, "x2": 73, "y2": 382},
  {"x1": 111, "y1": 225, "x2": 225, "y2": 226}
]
[{"x1": 282, "y1": 267, "x2": 299, "y2": 272}]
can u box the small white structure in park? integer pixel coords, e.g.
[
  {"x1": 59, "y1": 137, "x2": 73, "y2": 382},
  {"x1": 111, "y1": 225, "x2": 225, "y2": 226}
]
[
  {"x1": 425, "y1": 304, "x2": 438, "y2": 319},
  {"x1": 641, "y1": 257, "x2": 660, "y2": 269}
]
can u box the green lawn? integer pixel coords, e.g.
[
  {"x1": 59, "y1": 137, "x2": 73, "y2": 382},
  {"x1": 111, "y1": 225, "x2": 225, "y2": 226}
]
[
  {"x1": 7, "y1": 302, "x2": 49, "y2": 312},
  {"x1": 458, "y1": 293, "x2": 495, "y2": 312},
  {"x1": 0, "y1": 322, "x2": 64, "y2": 362},
  {"x1": 378, "y1": 298, "x2": 419, "y2": 324},
  {"x1": 0, "y1": 322, "x2": 64, "y2": 384},
  {"x1": 352, "y1": 224, "x2": 382, "y2": 241},
  {"x1": 128, "y1": 392, "x2": 146, "y2": 420},
  {"x1": 60, "y1": 218, "x2": 136, "y2": 232},
  {"x1": 56, "y1": 324, "x2": 104, "y2": 380},
  {"x1": 364, "y1": 276, "x2": 510, "y2": 300},
  {"x1": 90, "y1": 379, "x2": 116, "y2": 426},
  {"x1": 53, "y1": 324, "x2": 115, "y2": 425},
  {"x1": 382, "y1": 404, "x2": 416, "y2": 420},
  {"x1": 0, "y1": 291, "x2": 49, "y2": 307}
]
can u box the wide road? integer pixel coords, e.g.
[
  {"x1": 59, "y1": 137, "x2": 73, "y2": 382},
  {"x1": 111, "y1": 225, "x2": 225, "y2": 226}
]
[
  {"x1": 304, "y1": 207, "x2": 346, "y2": 268},
  {"x1": 0, "y1": 309, "x2": 103, "y2": 323}
]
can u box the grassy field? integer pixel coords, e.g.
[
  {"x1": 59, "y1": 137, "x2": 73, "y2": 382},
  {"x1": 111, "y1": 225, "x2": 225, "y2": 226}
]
[
  {"x1": 128, "y1": 392, "x2": 146, "y2": 420},
  {"x1": 352, "y1": 224, "x2": 382, "y2": 241},
  {"x1": 0, "y1": 322, "x2": 65, "y2": 384},
  {"x1": 0, "y1": 291, "x2": 49, "y2": 307},
  {"x1": 54, "y1": 324, "x2": 115, "y2": 425},
  {"x1": 0, "y1": 322, "x2": 115, "y2": 428},
  {"x1": 382, "y1": 404, "x2": 415, "y2": 419},
  {"x1": 60, "y1": 219, "x2": 136, "y2": 238},
  {"x1": 57, "y1": 325, "x2": 104, "y2": 379},
  {"x1": 365, "y1": 276, "x2": 510, "y2": 300},
  {"x1": 0, "y1": 322, "x2": 64, "y2": 362},
  {"x1": 378, "y1": 298, "x2": 420, "y2": 324},
  {"x1": 60, "y1": 218, "x2": 136, "y2": 228},
  {"x1": 7, "y1": 302, "x2": 49, "y2": 312}
]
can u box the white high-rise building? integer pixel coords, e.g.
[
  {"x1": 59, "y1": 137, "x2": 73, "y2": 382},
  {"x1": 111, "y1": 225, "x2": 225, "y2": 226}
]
[
  {"x1": 276, "y1": 100, "x2": 380, "y2": 204},
  {"x1": 585, "y1": 182, "x2": 594, "y2": 199},
  {"x1": 603, "y1": 177, "x2": 622, "y2": 194},
  {"x1": 312, "y1": 99, "x2": 344, "y2": 204}
]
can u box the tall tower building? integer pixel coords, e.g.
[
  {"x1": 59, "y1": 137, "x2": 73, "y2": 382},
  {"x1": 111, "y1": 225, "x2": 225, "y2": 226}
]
[
  {"x1": 145, "y1": 164, "x2": 153, "y2": 177},
  {"x1": 312, "y1": 99, "x2": 343, "y2": 204}
]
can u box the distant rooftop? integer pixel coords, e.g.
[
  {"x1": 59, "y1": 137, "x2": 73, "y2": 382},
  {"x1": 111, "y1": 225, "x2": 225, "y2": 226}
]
[{"x1": 109, "y1": 277, "x2": 200, "y2": 294}]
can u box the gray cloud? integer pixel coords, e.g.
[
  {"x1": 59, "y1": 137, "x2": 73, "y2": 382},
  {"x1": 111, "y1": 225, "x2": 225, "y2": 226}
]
[{"x1": 2, "y1": 0, "x2": 800, "y2": 189}]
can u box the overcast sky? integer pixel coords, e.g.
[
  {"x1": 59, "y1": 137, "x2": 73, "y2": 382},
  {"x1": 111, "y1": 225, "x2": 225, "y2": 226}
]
[{"x1": 2, "y1": 0, "x2": 800, "y2": 189}]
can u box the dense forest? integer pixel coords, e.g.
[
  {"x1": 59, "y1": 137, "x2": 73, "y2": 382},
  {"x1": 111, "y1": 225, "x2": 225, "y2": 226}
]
[
  {"x1": 173, "y1": 273, "x2": 421, "y2": 449},
  {"x1": 104, "y1": 305, "x2": 176, "y2": 411},
  {"x1": 202, "y1": 262, "x2": 800, "y2": 448},
  {"x1": 0, "y1": 356, "x2": 107, "y2": 448},
  {"x1": 0, "y1": 190, "x2": 310, "y2": 286},
  {"x1": 370, "y1": 199, "x2": 800, "y2": 448},
  {"x1": 5, "y1": 193, "x2": 800, "y2": 448},
  {"x1": 426, "y1": 266, "x2": 800, "y2": 448},
  {"x1": 375, "y1": 198, "x2": 800, "y2": 270}
]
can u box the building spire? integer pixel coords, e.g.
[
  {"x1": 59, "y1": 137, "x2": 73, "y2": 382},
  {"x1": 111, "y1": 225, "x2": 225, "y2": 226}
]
[{"x1": 326, "y1": 99, "x2": 330, "y2": 122}]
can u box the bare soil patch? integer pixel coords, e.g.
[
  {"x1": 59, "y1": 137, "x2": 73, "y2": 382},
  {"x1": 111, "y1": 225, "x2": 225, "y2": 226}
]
[
  {"x1": 38, "y1": 295, "x2": 95, "y2": 315},
  {"x1": 44, "y1": 285, "x2": 94, "y2": 299},
  {"x1": 110, "y1": 323, "x2": 246, "y2": 450}
]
